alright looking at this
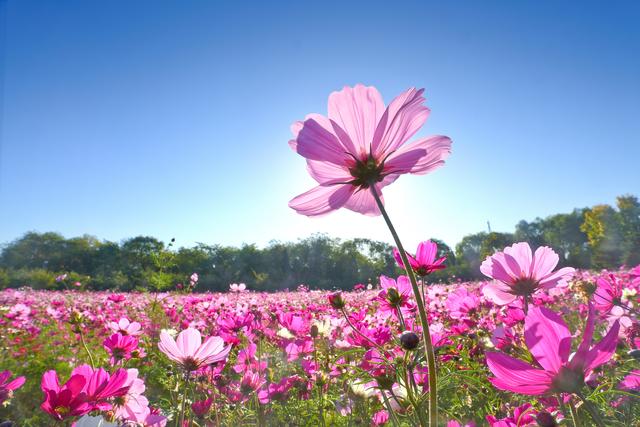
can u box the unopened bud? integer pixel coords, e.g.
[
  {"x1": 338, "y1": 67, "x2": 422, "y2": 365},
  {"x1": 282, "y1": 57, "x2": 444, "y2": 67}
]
[
  {"x1": 328, "y1": 292, "x2": 346, "y2": 310},
  {"x1": 400, "y1": 331, "x2": 420, "y2": 351}
]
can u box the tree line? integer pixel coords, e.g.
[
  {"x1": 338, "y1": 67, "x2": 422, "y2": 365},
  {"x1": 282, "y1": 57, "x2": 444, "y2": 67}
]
[{"x1": 1, "y1": 195, "x2": 639, "y2": 292}]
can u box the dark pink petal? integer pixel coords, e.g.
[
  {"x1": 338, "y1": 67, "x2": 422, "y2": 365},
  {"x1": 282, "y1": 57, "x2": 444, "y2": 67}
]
[
  {"x1": 569, "y1": 304, "x2": 596, "y2": 371},
  {"x1": 372, "y1": 88, "x2": 430, "y2": 158},
  {"x1": 486, "y1": 352, "x2": 553, "y2": 395},
  {"x1": 416, "y1": 241, "x2": 438, "y2": 265},
  {"x1": 524, "y1": 307, "x2": 572, "y2": 372},
  {"x1": 327, "y1": 84, "x2": 384, "y2": 156},
  {"x1": 41, "y1": 370, "x2": 61, "y2": 392},
  {"x1": 288, "y1": 184, "x2": 353, "y2": 217},
  {"x1": 5, "y1": 376, "x2": 25, "y2": 391},
  {"x1": 585, "y1": 320, "x2": 620, "y2": 373},
  {"x1": 384, "y1": 136, "x2": 451, "y2": 175}
]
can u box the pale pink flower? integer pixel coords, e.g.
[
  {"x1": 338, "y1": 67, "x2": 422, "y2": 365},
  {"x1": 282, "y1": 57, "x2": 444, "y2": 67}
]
[
  {"x1": 229, "y1": 283, "x2": 247, "y2": 293},
  {"x1": 289, "y1": 84, "x2": 451, "y2": 216},
  {"x1": 158, "y1": 328, "x2": 231, "y2": 371},
  {"x1": 481, "y1": 242, "x2": 575, "y2": 306}
]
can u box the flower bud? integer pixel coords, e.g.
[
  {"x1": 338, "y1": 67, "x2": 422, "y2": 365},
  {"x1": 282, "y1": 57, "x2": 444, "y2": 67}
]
[
  {"x1": 385, "y1": 288, "x2": 403, "y2": 307},
  {"x1": 400, "y1": 331, "x2": 420, "y2": 351},
  {"x1": 310, "y1": 324, "x2": 319, "y2": 338},
  {"x1": 536, "y1": 411, "x2": 557, "y2": 427},
  {"x1": 328, "y1": 292, "x2": 346, "y2": 310}
]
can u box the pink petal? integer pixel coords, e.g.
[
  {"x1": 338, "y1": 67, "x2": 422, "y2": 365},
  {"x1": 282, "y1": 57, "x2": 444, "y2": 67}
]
[
  {"x1": 372, "y1": 88, "x2": 430, "y2": 158},
  {"x1": 289, "y1": 184, "x2": 354, "y2": 217},
  {"x1": 41, "y1": 370, "x2": 60, "y2": 392},
  {"x1": 585, "y1": 320, "x2": 620, "y2": 372},
  {"x1": 504, "y1": 242, "x2": 533, "y2": 278},
  {"x1": 531, "y1": 246, "x2": 560, "y2": 280},
  {"x1": 538, "y1": 267, "x2": 575, "y2": 289},
  {"x1": 486, "y1": 352, "x2": 553, "y2": 395},
  {"x1": 158, "y1": 331, "x2": 184, "y2": 363},
  {"x1": 416, "y1": 241, "x2": 438, "y2": 265},
  {"x1": 482, "y1": 281, "x2": 517, "y2": 305},
  {"x1": 327, "y1": 84, "x2": 384, "y2": 157},
  {"x1": 481, "y1": 255, "x2": 517, "y2": 285},
  {"x1": 342, "y1": 186, "x2": 382, "y2": 216},
  {"x1": 306, "y1": 159, "x2": 352, "y2": 185},
  {"x1": 176, "y1": 328, "x2": 202, "y2": 357},
  {"x1": 194, "y1": 336, "x2": 225, "y2": 361},
  {"x1": 5, "y1": 376, "x2": 25, "y2": 391},
  {"x1": 524, "y1": 306, "x2": 571, "y2": 373},
  {"x1": 295, "y1": 118, "x2": 348, "y2": 165},
  {"x1": 384, "y1": 136, "x2": 451, "y2": 175}
]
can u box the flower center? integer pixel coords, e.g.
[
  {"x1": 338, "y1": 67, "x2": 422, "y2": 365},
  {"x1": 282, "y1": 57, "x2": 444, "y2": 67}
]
[
  {"x1": 349, "y1": 155, "x2": 385, "y2": 188},
  {"x1": 511, "y1": 278, "x2": 539, "y2": 296},
  {"x1": 182, "y1": 357, "x2": 200, "y2": 371},
  {"x1": 552, "y1": 366, "x2": 584, "y2": 393}
]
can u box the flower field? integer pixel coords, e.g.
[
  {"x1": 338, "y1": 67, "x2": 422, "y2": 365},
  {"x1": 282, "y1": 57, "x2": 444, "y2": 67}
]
[{"x1": 1, "y1": 261, "x2": 640, "y2": 426}]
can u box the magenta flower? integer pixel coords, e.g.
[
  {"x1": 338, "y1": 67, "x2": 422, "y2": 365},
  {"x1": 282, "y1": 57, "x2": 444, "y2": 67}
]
[
  {"x1": 0, "y1": 370, "x2": 25, "y2": 404},
  {"x1": 104, "y1": 333, "x2": 140, "y2": 365},
  {"x1": 71, "y1": 364, "x2": 130, "y2": 411},
  {"x1": 393, "y1": 240, "x2": 446, "y2": 276},
  {"x1": 288, "y1": 84, "x2": 451, "y2": 216},
  {"x1": 486, "y1": 305, "x2": 619, "y2": 396},
  {"x1": 481, "y1": 242, "x2": 575, "y2": 306},
  {"x1": 158, "y1": 328, "x2": 231, "y2": 371},
  {"x1": 593, "y1": 274, "x2": 623, "y2": 314},
  {"x1": 40, "y1": 370, "x2": 92, "y2": 420}
]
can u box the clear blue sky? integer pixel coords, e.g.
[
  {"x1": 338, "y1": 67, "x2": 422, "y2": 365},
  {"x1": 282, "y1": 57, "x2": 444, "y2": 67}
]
[{"x1": 1, "y1": 0, "x2": 639, "y2": 250}]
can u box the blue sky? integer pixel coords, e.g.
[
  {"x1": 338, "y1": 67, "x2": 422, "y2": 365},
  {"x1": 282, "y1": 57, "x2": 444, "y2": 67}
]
[{"x1": 1, "y1": 0, "x2": 639, "y2": 250}]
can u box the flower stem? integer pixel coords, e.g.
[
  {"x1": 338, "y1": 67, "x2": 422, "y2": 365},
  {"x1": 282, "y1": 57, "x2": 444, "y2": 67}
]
[
  {"x1": 78, "y1": 329, "x2": 96, "y2": 369},
  {"x1": 178, "y1": 372, "x2": 191, "y2": 427},
  {"x1": 576, "y1": 391, "x2": 605, "y2": 427},
  {"x1": 370, "y1": 186, "x2": 438, "y2": 426}
]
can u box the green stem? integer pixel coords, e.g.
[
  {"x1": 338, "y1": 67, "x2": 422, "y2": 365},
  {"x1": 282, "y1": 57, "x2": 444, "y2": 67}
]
[
  {"x1": 78, "y1": 329, "x2": 95, "y2": 369},
  {"x1": 576, "y1": 391, "x2": 605, "y2": 427},
  {"x1": 569, "y1": 399, "x2": 582, "y2": 427},
  {"x1": 404, "y1": 352, "x2": 428, "y2": 427},
  {"x1": 178, "y1": 372, "x2": 191, "y2": 427},
  {"x1": 370, "y1": 186, "x2": 438, "y2": 426},
  {"x1": 382, "y1": 393, "x2": 402, "y2": 427}
]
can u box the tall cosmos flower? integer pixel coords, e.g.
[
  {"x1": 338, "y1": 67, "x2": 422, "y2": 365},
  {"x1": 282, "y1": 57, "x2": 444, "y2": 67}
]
[{"x1": 288, "y1": 84, "x2": 452, "y2": 216}]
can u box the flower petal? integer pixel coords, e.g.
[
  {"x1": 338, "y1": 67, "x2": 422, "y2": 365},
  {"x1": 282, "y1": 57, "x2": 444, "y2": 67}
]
[
  {"x1": 328, "y1": 84, "x2": 384, "y2": 157},
  {"x1": 372, "y1": 88, "x2": 430, "y2": 157},
  {"x1": 342, "y1": 186, "x2": 382, "y2": 216},
  {"x1": 486, "y1": 352, "x2": 553, "y2": 395},
  {"x1": 158, "y1": 331, "x2": 184, "y2": 363},
  {"x1": 585, "y1": 320, "x2": 620, "y2": 373},
  {"x1": 504, "y1": 242, "x2": 533, "y2": 278},
  {"x1": 289, "y1": 184, "x2": 354, "y2": 217},
  {"x1": 176, "y1": 328, "x2": 202, "y2": 357},
  {"x1": 482, "y1": 281, "x2": 517, "y2": 305},
  {"x1": 524, "y1": 306, "x2": 572, "y2": 373},
  {"x1": 295, "y1": 118, "x2": 349, "y2": 165},
  {"x1": 384, "y1": 136, "x2": 451, "y2": 175},
  {"x1": 531, "y1": 246, "x2": 560, "y2": 280}
]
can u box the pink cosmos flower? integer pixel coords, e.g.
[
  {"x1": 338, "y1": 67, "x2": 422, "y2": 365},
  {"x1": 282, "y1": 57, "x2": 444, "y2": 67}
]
[
  {"x1": 288, "y1": 84, "x2": 451, "y2": 216},
  {"x1": 40, "y1": 370, "x2": 92, "y2": 420},
  {"x1": 393, "y1": 240, "x2": 446, "y2": 276},
  {"x1": 0, "y1": 370, "x2": 25, "y2": 404},
  {"x1": 229, "y1": 282, "x2": 246, "y2": 292},
  {"x1": 486, "y1": 305, "x2": 619, "y2": 396},
  {"x1": 71, "y1": 364, "x2": 131, "y2": 411},
  {"x1": 593, "y1": 274, "x2": 623, "y2": 314},
  {"x1": 104, "y1": 333, "x2": 140, "y2": 365},
  {"x1": 158, "y1": 328, "x2": 231, "y2": 371},
  {"x1": 481, "y1": 242, "x2": 575, "y2": 306},
  {"x1": 113, "y1": 369, "x2": 151, "y2": 423},
  {"x1": 108, "y1": 318, "x2": 143, "y2": 336}
]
